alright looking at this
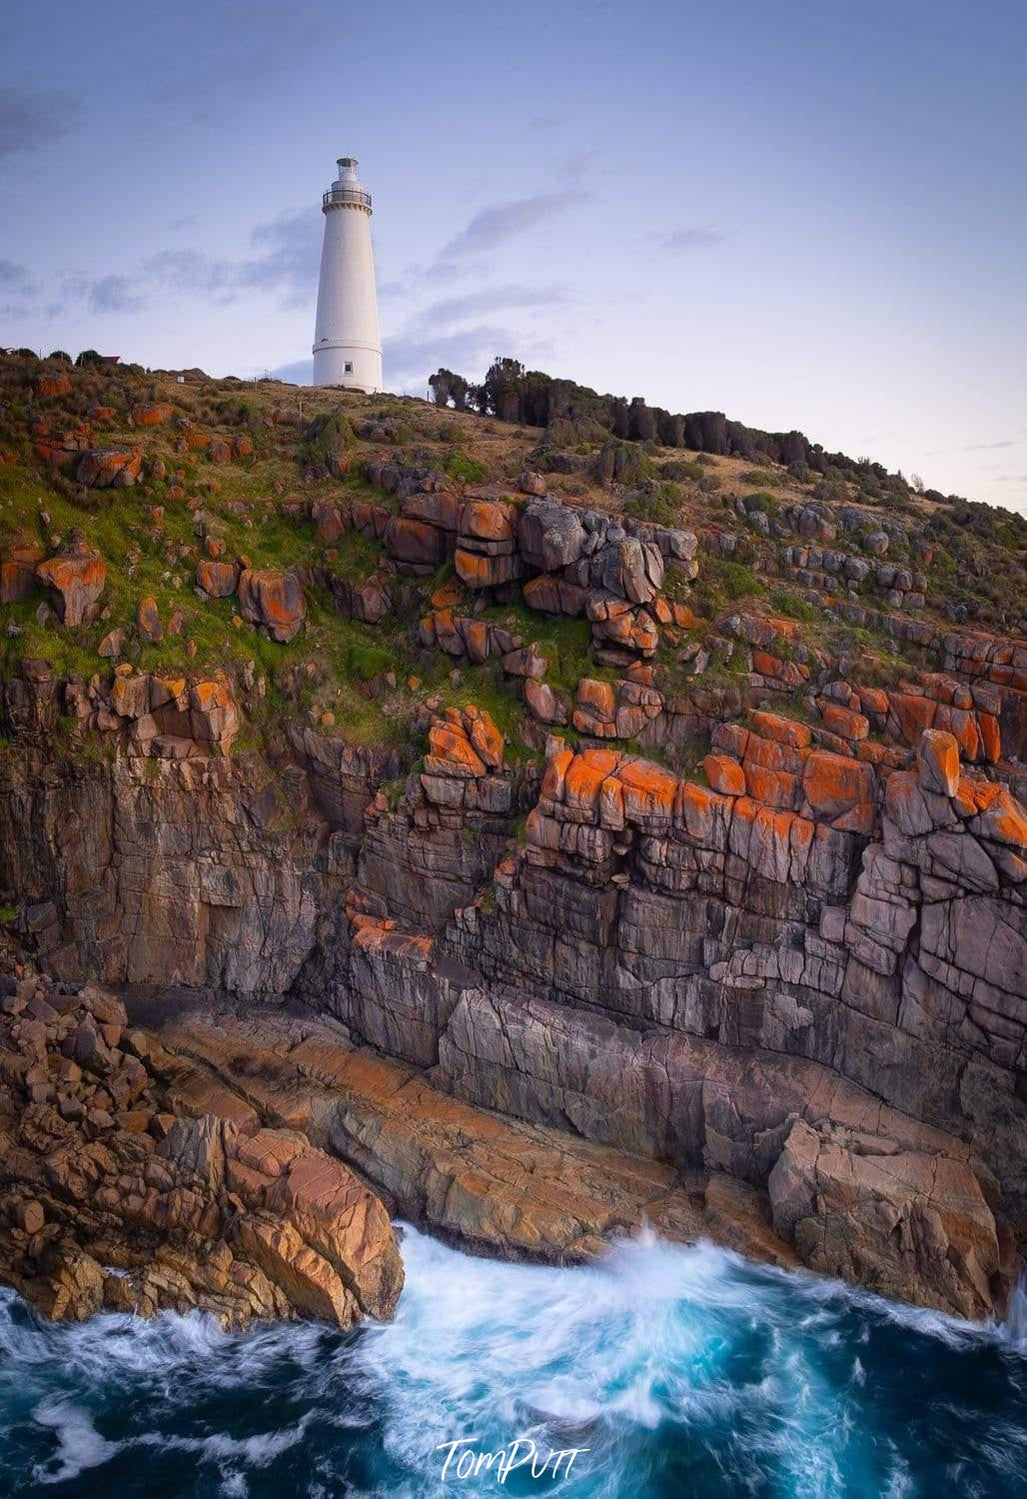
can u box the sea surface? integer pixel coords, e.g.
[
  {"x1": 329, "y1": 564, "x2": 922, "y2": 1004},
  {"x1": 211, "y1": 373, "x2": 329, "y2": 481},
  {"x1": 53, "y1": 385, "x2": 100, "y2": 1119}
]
[{"x1": 1, "y1": 1225, "x2": 1025, "y2": 1498}]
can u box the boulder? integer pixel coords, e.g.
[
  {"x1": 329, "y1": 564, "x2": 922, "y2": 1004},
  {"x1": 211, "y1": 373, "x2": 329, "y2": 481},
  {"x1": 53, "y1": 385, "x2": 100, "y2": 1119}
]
[
  {"x1": 524, "y1": 679, "x2": 568, "y2": 725},
  {"x1": 36, "y1": 535, "x2": 106, "y2": 626},
  {"x1": 196, "y1": 558, "x2": 240, "y2": 597},
  {"x1": 98, "y1": 626, "x2": 127, "y2": 658},
  {"x1": 238, "y1": 568, "x2": 306, "y2": 642},
  {"x1": 384, "y1": 514, "x2": 451, "y2": 569},
  {"x1": 76, "y1": 446, "x2": 142, "y2": 488},
  {"x1": 454, "y1": 547, "x2": 523, "y2": 589},
  {"x1": 132, "y1": 402, "x2": 175, "y2": 426},
  {"x1": 136, "y1": 595, "x2": 162, "y2": 644},
  {"x1": 768, "y1": 1119, "x2": 999, "y2": 1320},
  {"x1": 704, "y1": 754, "x2": 746, "y2": 796},
  {"x1": 519, "y1": 500, "x2": 587, "y2": 572},
  {"x1": 34, "y1": 372, "x2": 72, "y2": 399}
]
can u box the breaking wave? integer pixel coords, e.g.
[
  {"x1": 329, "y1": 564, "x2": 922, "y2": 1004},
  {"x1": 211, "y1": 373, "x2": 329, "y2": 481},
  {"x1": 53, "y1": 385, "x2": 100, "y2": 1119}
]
[{"x1": 1, "y1": 1226, "x2": 1025, "y2": 1496}]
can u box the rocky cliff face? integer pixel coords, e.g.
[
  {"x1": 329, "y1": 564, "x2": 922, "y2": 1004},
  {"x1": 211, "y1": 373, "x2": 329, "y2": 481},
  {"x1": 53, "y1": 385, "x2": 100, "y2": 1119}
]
[
  {"x1": 306, "y1": 714, "x2": 1025, "y2": 1320},
  {"x1": 5, "y1": 673, "x2": 1021, "y2": 1319},
  {"x1": 1, "y1": 354, "x2": 1025, "y2": 1322}
]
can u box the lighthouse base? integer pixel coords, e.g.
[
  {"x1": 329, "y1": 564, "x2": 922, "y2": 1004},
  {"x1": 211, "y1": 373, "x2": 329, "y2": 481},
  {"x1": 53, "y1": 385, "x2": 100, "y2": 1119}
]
[{"x1": 312, "y1": 344, "x2": 383, "y2": 393}]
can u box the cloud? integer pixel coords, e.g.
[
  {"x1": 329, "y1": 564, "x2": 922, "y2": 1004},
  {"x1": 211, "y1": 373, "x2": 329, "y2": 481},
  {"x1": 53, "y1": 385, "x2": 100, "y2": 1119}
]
[
  {"x1": 19, "y1": 205, "x2": 321, "y2": 326},
  {"x1": 414, "y1": 284, "x2": 572, "y2": 327},
  {"x1": 962, "y1": 439, "x2": 1014, "y2": 451},
  {"x1": 143, "y1": 206, "x2": 320, "y2": 309},
  {"x1": 653, "y1": 226, "x2": 727, "y2": 251},
  {"x1": 439, "y1": 190, "x2": 590, "y2": 260},
  {"x1": 86, "y1": 275, "x2": 146, "y2": 314},
  {"x1": 384, "y1": 325, "x2": 508, "y2": 390},
  {"x1": 0, "y1": 259, "x2": 37, "y2": 298},
  {"x1": 0, "y1": 87, "x2": 81, "y2": 159},
  {"x1": 48, "y1": 271, "x2": 147, "y2": 318}
]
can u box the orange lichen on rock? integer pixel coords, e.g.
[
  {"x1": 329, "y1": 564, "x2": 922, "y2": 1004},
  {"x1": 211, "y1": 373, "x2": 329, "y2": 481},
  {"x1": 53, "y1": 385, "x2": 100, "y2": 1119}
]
[
  {"x1": 426, "y1": 721, "x2": 486, "y2": 778},
  {"x1": 802, "y1": 749, "x2": 874, "y2": 817},
  {"x1": 821, "y1": 703, "x2": 870, "y2": 741},
  {"x1": 36, "y1": 535, "x2": 106, "y2": 626},
  {"x1": 917, "y1": 729, "x2": 960, "y2": 797},
  {"x1": 464, "y1": 706, "x2": 504, "y2": 769},
  {"x1": 196, "y1": 558, "x2": 239, "y2": 598},
  {"x1": 132, "y1": 402, "x2": 175, "y2": 426},
  {"x1": 459, "y1": 499, "x2": 517, "y2": 543},
  {"x1": 237, "y1": 568, "x2": 306, "y2": 642},
  {"x1": 563, "y1": 748, "x2": 622, "y2": 820},
  {"x1": 889, "y1": 692, "x2": 938, "y2": 744},
  {"x1": 704, "y1": 754, "x2": 746, "y2": 797},
  {"x1": 750, "y1": 711, "x2": 812, "y2": 749},
  {"x1": 614, "y1": 758, "x2": 679, "y2": 829}
]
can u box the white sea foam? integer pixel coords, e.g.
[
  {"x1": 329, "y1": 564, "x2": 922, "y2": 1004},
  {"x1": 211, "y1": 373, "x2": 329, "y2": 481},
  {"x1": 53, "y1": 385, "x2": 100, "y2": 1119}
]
[
  {"x1": 1, "y1": 1228, "x2": 1025, "y2": 1496},
  {"x1": 30, "y1": 1398, "x2": 121, "y2": 1486}
]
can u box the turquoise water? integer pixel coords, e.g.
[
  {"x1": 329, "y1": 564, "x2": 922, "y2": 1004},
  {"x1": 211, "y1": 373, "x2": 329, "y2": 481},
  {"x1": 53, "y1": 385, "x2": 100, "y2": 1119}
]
[{"x1": 1, "y1": 1226, "x2": 1025, "y2": 1497}]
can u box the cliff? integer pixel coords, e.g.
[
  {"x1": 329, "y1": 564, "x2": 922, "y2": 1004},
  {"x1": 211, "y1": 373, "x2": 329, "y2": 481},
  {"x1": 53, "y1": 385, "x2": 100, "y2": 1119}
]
[{"x1": 1, "y1": 351, "x2": 1024, "y2": 1321}]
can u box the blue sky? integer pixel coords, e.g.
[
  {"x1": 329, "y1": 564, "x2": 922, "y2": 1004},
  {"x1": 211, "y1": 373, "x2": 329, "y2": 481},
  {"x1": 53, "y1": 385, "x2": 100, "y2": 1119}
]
[{"x1": 2, "y1": 0, "x2": 1026, "y2": 513}]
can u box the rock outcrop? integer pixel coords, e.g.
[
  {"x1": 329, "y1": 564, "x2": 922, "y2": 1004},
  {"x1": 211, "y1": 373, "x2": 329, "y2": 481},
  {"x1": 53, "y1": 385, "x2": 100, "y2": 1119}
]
[
  {"x1": 0, "y1": 973, "x2": 402, "y2": 1328},
  {"x1": 36, "y1": 534, "x2": 106, "y2": 626},
  {"x1": 237, "y1": 567, "x2": 306, "y2": 642},
  {"x1": 306, "y1": 724, "x2": 1024, "y2": 1320}
]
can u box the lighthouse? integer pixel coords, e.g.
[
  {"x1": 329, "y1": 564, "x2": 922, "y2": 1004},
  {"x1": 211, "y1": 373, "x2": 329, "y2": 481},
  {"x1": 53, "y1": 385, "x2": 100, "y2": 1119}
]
[{"x1": 312, "y1": 157, "x2": 383, "y2": 392}]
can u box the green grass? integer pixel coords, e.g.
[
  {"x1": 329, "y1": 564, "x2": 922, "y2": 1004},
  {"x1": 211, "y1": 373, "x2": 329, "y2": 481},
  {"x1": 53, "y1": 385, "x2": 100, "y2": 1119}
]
[
  {"x1": 481, "y1": 599, "x2": 615, "y2": 696},
  {"x1": 691, "y1": 557, "x2": 764, "y2": 617},
  {"x1": 440, "y1": 449, "x2": 487, "y2": 484},
  {"x1": 622, "y1": 482, "x2": 684, "y2": 528},
  {"x1": 766, "y1": 586, "x2": 816, "y2": 623}
]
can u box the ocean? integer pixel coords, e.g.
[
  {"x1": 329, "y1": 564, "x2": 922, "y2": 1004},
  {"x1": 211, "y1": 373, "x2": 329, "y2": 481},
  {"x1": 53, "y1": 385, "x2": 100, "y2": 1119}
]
[{"x1": 1, "y1": 1225, "x2": 1025, "y2": 1497}]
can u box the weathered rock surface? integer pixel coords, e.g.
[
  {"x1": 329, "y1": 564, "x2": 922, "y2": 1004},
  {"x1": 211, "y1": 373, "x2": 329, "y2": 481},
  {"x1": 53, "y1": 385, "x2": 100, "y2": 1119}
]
[
  {"x1": 1, "y1": 657, "x2": 1024, "y2": 1320},
  {"x1": 111, "y1": 996, "x2": 797, "y2": 1273},
  {"x1": 302, "y1": 726, "x2": 1024, "y2": 1319},
  {"x1": 237, "y1": 567, "x2": 306, "y2": 642},
  {"x1": 36, "y1": 535, "x2": 106, "y2": 626},
  {"x1": 0, "y1": 974, "x2": 402, "y2": 1328},
  {"x1": 76, "y1": 446, "x2": 142, "y2": 488}
]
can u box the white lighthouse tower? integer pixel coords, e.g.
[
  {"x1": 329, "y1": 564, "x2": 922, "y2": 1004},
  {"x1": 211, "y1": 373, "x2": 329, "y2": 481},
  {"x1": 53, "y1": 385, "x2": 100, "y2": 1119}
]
[{"x1": 312, "y1": 157, "x2": 383, "y2": 391}]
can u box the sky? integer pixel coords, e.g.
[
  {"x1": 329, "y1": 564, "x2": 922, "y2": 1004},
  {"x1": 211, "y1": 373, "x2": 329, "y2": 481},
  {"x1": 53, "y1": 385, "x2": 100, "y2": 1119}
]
[{"x1": 2, "y1": 0, "x2": 1026, "y2": 514}]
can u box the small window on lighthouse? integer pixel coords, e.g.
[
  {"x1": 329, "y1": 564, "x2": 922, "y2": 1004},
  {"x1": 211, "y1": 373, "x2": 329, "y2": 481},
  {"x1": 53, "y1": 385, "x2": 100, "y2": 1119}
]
[{"x1": 344, "y1": 362, "x2": 354, "y2": 374}]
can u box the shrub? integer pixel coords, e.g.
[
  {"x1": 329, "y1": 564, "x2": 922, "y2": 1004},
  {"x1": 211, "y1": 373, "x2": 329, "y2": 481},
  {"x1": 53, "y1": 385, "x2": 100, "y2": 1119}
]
[
  {"x1": 767, "y1": 585, "x2": 815, "y2": 622},
  {"x1": 744, "y1": 490, "x2": 780, "y2": 515},
  {"x1": 441, "y1": 449, "x2": 487, "y2": 484},
  {"x1": 692, "y1": 556, "x2": 764, "y2": 616},
  {"x1": 660, "y1": 458, "x2": 705, "y2": 482},
  {"x1": 622, "y1": 482, "x2": 683, "y2": 528},
  {"x1": 301, "y1": 412, "x2": 354, "y2": 470}
]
